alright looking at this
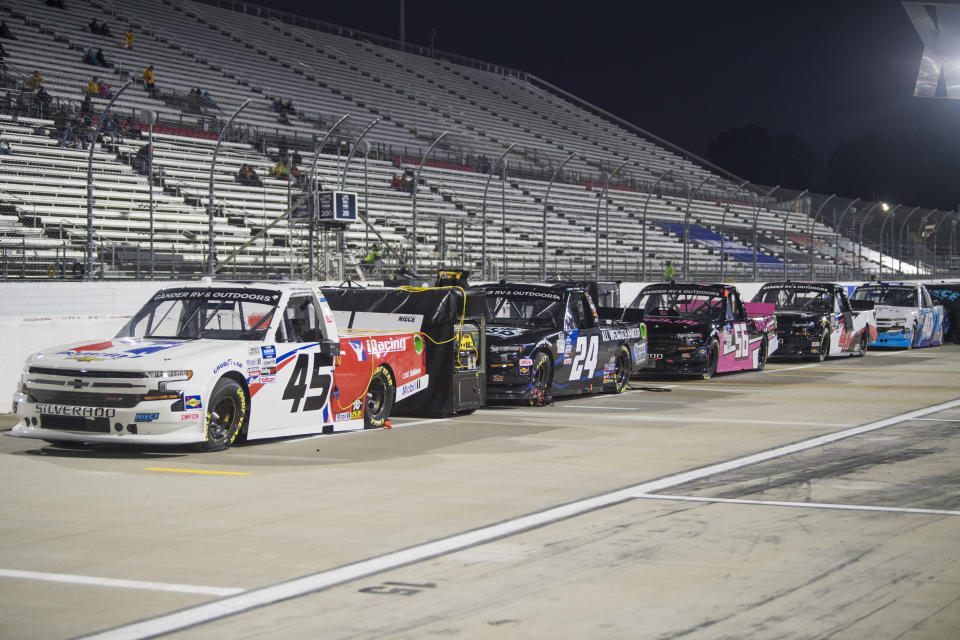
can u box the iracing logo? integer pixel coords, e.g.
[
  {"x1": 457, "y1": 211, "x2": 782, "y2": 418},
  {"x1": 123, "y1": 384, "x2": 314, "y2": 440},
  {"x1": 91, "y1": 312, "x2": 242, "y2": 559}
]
[
  {"x1": 348, "y1": 339, "x2": 367, "y2": 361},
  {"x1": 366, "y1": 337, "x2": 407, "y2": 356}
]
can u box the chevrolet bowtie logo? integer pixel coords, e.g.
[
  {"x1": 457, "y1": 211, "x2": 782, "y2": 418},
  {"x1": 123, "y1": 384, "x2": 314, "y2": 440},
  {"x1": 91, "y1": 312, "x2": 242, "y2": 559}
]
[{"x1": 70, "y1": 379, "x2": 88, "y2": 389}]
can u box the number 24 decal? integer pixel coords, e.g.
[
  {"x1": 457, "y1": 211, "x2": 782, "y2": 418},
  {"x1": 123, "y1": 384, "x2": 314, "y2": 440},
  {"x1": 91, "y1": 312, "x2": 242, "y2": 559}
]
[
  {"x1": 282, "y1": 353, "x2": 332, "y2": 413},
  {"x1": 569, "y1": 335, "x2": 599, "y2": 381}
]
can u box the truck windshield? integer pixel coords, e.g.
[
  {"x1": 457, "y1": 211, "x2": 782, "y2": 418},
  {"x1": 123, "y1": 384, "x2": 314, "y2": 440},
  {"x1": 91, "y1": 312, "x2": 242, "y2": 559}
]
[
  {"x1": 850, "y1": 286, "x2": 917, "y2": 307},
  {"x1": 116, "y1": 288, "x2": 281, "y2": 340},
  {"x1": 484, "y1": 291, "x2": 564, "y2": 328},
  {"x1": 755, "y1": 287, "x2": 832, "y2": 312},
  {"x1": 636, "y1": 291, "x2": 724, "y2": 321}
]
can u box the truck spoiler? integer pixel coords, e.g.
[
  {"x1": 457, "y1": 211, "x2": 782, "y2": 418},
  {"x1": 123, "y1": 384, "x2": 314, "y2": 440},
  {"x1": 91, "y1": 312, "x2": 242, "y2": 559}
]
[{"x1": 744, "y1": 302, "x2": 775, "y2": 318}]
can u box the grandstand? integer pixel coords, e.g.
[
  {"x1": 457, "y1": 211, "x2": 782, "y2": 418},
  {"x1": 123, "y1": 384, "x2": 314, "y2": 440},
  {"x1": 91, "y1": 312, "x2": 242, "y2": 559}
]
[{"x1": 0, "y1": 0, "x2": 956, "y2": 281}]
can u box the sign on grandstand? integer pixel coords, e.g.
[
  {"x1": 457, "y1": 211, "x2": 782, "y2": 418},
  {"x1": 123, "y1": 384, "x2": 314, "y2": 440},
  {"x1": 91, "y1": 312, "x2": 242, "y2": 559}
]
[
  {"x1": 317, "y1": 191, "x2": 358, "y2": 223},
  {"x1": 290, "y1": 191, "x2": 314, "y2": 222}
]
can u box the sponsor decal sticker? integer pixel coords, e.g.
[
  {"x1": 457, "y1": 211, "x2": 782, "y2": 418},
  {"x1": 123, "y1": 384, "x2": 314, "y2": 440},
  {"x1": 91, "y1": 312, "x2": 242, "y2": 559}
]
[
  {"x1": 135, "y1": 412, "x2": 159, "y2": 422},
  {"x1": 563, "y1": 358, "x2": 572, "y2": 365},
  {"x1": 396, "y1": 375, "x2": 428, "y2": 400},
  {"x1": 261, "y1": 345, "x2": 276, "y2": 359},
  {"x1": 260, "y1": 376, "x2": 276, "y2": 383},
  {"x1": 350, "y1": 409, "x2": 363, "y2": 419},
  {"x1": 414, "y1": 334, "x2": 424, "y2": 354},
  {"x1": 246, "y1": 358, "x2": 261, "y2": 366},
  {"x1": 519, "y1": 366, "x2": 530, "y2": 375},
  {"x1": 352, "y1": 399, "x2": 363, "y2": 411},
  {"x1": 248, "y1": 347, "x2": 260, "y2": 357},
  {"x1": 348, "y1": 339, "x2": 367, "y2": 361},
  {"x1": 179, "y1": 412, "x2": 201, "y2": 422},
  {"x1": 518, "y1": 358, "x2": 533, "y2": 367},
  {"x1": 492, "y1": 375, "x2": 504, "y2": 382},
  {"x1": 366, "y1": 336, "x2": 408, "y2": 356},
  {"x1": 402, "y1": 367, "x2": 422, "y2": 380},
  {"x1": 335, "y1": 411, "x2": 351, "y2": 421},
  {"x1": 184, "y1": 395, "x2": 202, "y2": 409},
  {"x1": 213, "y1": 359, "x2": 243, "y2": 374}
]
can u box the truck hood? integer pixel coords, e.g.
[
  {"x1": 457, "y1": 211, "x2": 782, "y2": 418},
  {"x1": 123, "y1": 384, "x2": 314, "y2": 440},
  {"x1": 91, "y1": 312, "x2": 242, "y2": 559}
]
[
  {"x1": 644, "y1": 317, "x2": 711, "y2": 337},
  {"x1": 774, "y1": 311, "x2": 824, "y2": 326},
  {"x1": 26, "y1": 337, "x2": 241, "y2": 371},
  {"x1": 873, "y1": 305, "x2": 916, "y2": 319},
  {"x1": 485, "y1": 324, "x2": 558, "y2": 349}
]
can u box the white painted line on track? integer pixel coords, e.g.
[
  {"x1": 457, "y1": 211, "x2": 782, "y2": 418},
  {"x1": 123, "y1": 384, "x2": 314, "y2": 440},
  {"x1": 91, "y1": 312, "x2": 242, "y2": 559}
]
[
  {"x1": 507, "y1": 409, "x2": 852, "y2": 427},
  {"x1": 631, "y1": 494, "x2": 960, "y2": 517},
  {"x1": 912, "y1": 418, "x2": 960, "y2": 422},
  {"x1": 282, "y1": 418, "x2": 454, "y2": 444},
  {"x1": 76, "y1": 396, "x2": 960, "y2": 640},
  {"x1": 0, "y1": 569, "x2": 244, "y2": 597}
]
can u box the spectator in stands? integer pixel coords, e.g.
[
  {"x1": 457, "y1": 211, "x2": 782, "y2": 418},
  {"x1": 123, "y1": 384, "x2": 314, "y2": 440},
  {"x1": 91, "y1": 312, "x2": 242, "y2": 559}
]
[
  {"x1": 134, "y1": 143, "x2": 151, "y2": 173},
  {"x1": 54, "y1": 105, "x2": 69, "y2": 131},
  {"x1": 84, "y1": 77, "x2": 99, "y2": 95},
  {"x1": 0, "y1": 20, "x2": 15, "y2": 40},
  {"x1": 0, "y1": 130, "x2": 12, "y2": 155},
  {"x1": 82, "y1": 48, "x2": 97, "y2": 65},
  {"x1": 124, "y1": 28, "x2": 134, "y2": 49},
  {"x1": 100, "y1": 112, "x2": 116, "y2": 138},
  {"x1": 95, "y1": 48, "x2": 109, "y2": 67},
  {"x1": 201, "y1": 90, "x2": 217, "y2": 108},
  {"x1": 663, "y1": 260, "x2": 675, "y2": 281},
  {"x1": 100, "y1": 22, "x2": 113, "y2": 37},
  {"x1": 80, "y1": 93, "x2": 92, "y2": 118},
  {"x1": 270, "y1": 161, "x2": 290, "y2": 180},
  {"x1": 270, "y1": 96, "x2": 281, "y2": 111},
  {"x1": 284, "y1": 98, "x2": 295, "y2": 114},
  {"x1": 237, "y1": 164, "x2": 262, "y2": 186},
  {"x1": 26, "y1": 70, "x2": 44, "y2": 90},
  {"x1": 98, "y1": 80, "x2": 112, "y2": 98},
  {"x1": 142, "y1": 65, "x2": 156, "y2": 98},
  {"x1": 362, "y1": 244, "x2": 383, "y2": 268},
  {"x1": 277, "y1": 110, "x2": 290, "y2": 125},
  {"x1": 390, "y1": 174, "x2": 403, "y2": 190},
  {"x1": 117, "y1": 118, "x2": 143, "y2": 139},
  {"x1": 88, "y1": 19, "x2": 101, "y2": 35}
]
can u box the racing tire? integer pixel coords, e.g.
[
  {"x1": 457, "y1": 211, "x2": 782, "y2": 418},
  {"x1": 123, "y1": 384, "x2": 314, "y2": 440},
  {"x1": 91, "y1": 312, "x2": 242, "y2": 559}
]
[
  {"x1": 756, "y1": 337, "x2": 768, "y2": 371},
  {"x1": 816, "y1": 328, "x2": 830, "y2": 362},
  {"x1": 605, "y1": 345, "x2": 631, "y2": 394},
  {"x1": 530, "y1": 351, "x2": 553, "y2": 403},
  {"x1": 200, "y1": 378, "x2": 247, "y2": 452},
  {"x1": 702, "y1": 340, "x2": 719, "y2": 380},
  {"x1": 364, "y1": 365, "x2": 395, "y2": 429},
  {"x1": 854, "y1": 332, "x2": 868, "y2": 357}
]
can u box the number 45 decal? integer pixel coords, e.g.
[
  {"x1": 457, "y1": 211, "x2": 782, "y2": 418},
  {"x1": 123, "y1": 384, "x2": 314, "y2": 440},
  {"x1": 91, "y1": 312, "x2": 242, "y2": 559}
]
[
  {"x1": 282, "y1": 353, "x2": 332, "y2": 413},
  {"x1": 569, "y1": 335, "x2": 599, "y2": 381}
]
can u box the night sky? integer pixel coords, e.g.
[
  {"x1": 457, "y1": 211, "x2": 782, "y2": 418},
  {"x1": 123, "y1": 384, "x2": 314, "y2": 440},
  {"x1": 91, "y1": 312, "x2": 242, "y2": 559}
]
[{"x1": 256, "y1": 0, "x2": 960, "y2": 206}]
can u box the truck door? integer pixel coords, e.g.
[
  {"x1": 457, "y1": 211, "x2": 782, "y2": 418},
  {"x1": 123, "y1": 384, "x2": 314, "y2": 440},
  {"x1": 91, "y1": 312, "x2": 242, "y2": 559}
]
[
  {"x1": 565, "y1": 292, "x2": 602, "y2": 387},
  {"x1": 837, "y1": 289, "x2": 854, "y2": 332},
  {"x1": 725, "y1": 289, "x2": 752, "y2": 367},
  {"x1": 260, "y1": 294, "x2": 334, "y2": 433}
]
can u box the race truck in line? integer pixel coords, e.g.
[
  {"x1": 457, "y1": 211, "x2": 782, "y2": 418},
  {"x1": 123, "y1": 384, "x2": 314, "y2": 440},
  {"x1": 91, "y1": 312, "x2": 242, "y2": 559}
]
[
  {"x1": 477, "y1": 282, "x2": 647, "y2": 403},
  {"x1": 850, "y1": 282, "x2": 945, "y2": 348},
  {"x1": 926, "y1": 282, "x2": 960, "y2": 343},
  {"x1": 628, "y1": 282, "x2": 778, "y2": 379},
  {"x1": 10, "y1": 281, "x2": 429, "y2": 450},
  {"x1": 752, "y1": 281, "x2": 877, "y2": 360}
]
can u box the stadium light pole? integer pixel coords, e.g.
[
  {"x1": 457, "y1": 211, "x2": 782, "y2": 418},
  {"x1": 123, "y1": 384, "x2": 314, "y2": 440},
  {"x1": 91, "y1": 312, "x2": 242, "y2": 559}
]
[
  {"x1": 914, "y1": 209, "x2": 938, "y2": 277},
  {"x1": 340, "y1": 118, "x2": 379, "y2": 190},
  {"x1": 309, "y1": 113, "x2": 350, "y2": 280},
  {"x1": 832, "y1": 198, "x2": 860, "y2": 281},
  {"x1": 932, "y1": 211, "x2": 955, "y2": 278},
  {"x1": 751, "y1": 184, "x2": 780, "y2": 281},
  {"x1": 719, "y1": 180, "x2": 749, "y2": 283},
  {"x1": 895, "y1": 206, "x2": 921, "y2": 277},
  {"x1": 780, "y1": 189, "x2": 809, "y2": 280},
  {"x1": 207, "y1": 98, "x2": 252, "y2": 277},
  {"x1": 878, "y1": 203, "x2": 900, "y2": 280},
  {"x1": 856, "y1": 202, "x2": 881, "y2": 280},
  {"x1": 807, "y1": 194, "x2": 836, "y2": 280},
  {"x1": 540, "y1": 151, "x2": 576, "y2": 281},
  {"x1": 595, "y1": 157, "x2": 630, "y2": 280},
  {"x1": 682, "y1": 176, "x2": 711, "y2": 279},
  {"x1": 641, "y1": 169, "x2": 673, "y2": 281},
  {"x1": 142, "y1": 108, "x2": 158, "y2": 280},
  {"x1": 86, "y1": 79, "x2": 133, "y2": 281},
  {"x1": 412, "y1": 131, "x2": 448, "y2": 273},
  {"x1": 481, "y1": 141, "x2": 517, "y2": 279}
]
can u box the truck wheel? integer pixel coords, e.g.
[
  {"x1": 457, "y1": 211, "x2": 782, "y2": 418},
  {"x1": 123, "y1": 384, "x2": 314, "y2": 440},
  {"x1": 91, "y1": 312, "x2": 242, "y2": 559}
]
[
  {"x1": 364, "y1": 365, "x2": 395, "y2": 429},
  {"x1": 530, "y1": 351, "x2": 553, "y2": 404},
  {"x1": 702, "y1": 340, "x2": 719, "y2": 380},
  {"x1": 606, "y1": 345, "x2": 631, "y2": 393},
  {"x1": 817, "y1": 328, "x2": 830, "y2": 362},
  {"x1": 906, "y1": 323, "x2": 916, "y2": 349},
  {"x1": 43, "y1": 440, "x2": 87, "y2": 449},
  {"x1": 756, "y1": 336, "x2": 768, "y2": 371},
  {"x1": 200, "y1": 378, "x2": 247, "y2": 452}
]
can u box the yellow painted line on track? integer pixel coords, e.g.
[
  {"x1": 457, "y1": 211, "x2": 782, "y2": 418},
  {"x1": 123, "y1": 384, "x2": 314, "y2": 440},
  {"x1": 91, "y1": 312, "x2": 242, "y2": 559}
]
[{"x1": 143, "y1": 467, "x2": 252, "y2": 476}]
